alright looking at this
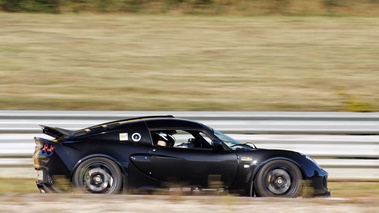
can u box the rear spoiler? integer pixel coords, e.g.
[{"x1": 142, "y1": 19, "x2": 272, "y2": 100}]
[{"x1": 39, "y1": 125, "x2": 75, "y2": 139}]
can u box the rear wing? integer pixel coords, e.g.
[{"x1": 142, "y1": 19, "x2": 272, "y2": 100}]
[{"x1": 39, "y1": 125, "x2": 75, "y2": 139}]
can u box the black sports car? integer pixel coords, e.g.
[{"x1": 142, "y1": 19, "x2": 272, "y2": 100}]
[{"x1": 33, "y1": 115, "x2": 330, "y2": 197}]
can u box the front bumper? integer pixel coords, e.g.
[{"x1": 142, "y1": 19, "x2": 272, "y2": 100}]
[{"x1": 308, "y1": 168, "x2": 331, "y2": 197}]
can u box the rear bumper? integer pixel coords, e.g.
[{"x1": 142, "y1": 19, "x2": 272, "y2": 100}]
[
  {"x1": 36, "y1": 182, "x2": 58, "y2": 193},
  {"x1": 35, "y1": 168, "x2": 69, "y2": 193},
  {"x1": 35, "y1": 168, "x2": 58, "y2": 193},
  {"x1": 35, "y1": 174, "x2": 70, "y2": 193}
]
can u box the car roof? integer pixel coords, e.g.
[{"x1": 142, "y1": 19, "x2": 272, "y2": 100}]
[
  {"x1": 97, "y1": 115, "x2": 175, "y2": 127},
  {"x1": 145, "y1": 117, "x2": 207, "y2": 130},
  {"x1": 73, "y1": 115, "x2": 211, "y2": 136}
]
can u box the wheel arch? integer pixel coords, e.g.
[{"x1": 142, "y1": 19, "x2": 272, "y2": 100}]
[
  {"x1": 248, "y1": 157, "x2": 305, "y2": 196},
  {"x1": 70, "y1": 154, "x2": 127, "y2": 184}
]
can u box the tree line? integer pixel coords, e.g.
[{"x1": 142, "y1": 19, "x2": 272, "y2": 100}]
[{"x1": 1, "y1": 0, "x2": 378, "y2": 15}]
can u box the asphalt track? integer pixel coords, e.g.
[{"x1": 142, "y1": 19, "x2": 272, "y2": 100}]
[{"x1": 0, "y1": 193, "x2": 378, "y2": 213}]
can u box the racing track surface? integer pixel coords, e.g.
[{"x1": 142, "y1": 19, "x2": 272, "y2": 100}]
[{"x1": 0, "y1": 194, "x2": 378, "y2": 213}]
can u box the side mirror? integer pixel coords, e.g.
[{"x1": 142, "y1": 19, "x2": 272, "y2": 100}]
[{"x1": 212, "y1": 140, "x2": 224, "y2": 151}]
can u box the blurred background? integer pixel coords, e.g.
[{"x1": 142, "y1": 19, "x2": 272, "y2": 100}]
[
  {"x1": 1, "y1": 0, "x2": 379, "y2": 111},
  {"x1": 0, "y1": 0, "x2": 378, "y2": 208}
]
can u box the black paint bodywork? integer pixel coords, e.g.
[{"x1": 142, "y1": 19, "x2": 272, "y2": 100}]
[{"x1": 33, "y1": 115, "x2": 330, "y2": 196}]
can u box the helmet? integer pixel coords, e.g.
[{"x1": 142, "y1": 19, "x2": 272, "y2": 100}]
[{"x1": 155, "y1": 132, "x2": 175, "y2": 147}]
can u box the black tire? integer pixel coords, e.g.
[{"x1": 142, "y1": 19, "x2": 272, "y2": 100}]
[
  {"x1": 254, "y1": 160, "x2": 302, "y2": 197},
  {"x1": 72, "y1": 157, "x2": 123, "y2": 194}
]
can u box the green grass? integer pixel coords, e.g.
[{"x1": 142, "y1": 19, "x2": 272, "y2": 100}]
[
  {"x1": 0, "y1": 178, "x2": 37, "y2": 193},
  {"x1": 330, "y1": 181, "x2": 379, "y2": 198},
  {"x1": 0, "y1": 13, "x2": 379, "y2": 111}
]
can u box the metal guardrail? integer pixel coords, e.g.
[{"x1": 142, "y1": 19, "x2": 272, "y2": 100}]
[
  {"x1": 0, "y1": 110, "x2": 378, "y2": 180},
  {"x1": 1, "y1": 110, "x2": 379, "y2": 134}
]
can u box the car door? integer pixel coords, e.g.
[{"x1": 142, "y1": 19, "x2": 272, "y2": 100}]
[{"x1": 148, "y1": 130, "x2": 239, "y2": 189}]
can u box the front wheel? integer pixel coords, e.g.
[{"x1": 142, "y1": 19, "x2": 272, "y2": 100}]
[
  {"x1": 254, "y1": 160, "x2": 302, "y2": 197},
  {"x1": 72, "y1": 157, "x2": 123, "y2": 194}
]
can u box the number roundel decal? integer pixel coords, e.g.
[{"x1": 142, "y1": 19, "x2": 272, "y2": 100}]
[{"x1": 131, "y1": 133, "x2": 141, "y2": 142}]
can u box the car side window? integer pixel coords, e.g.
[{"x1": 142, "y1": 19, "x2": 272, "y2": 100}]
[
  {"x1": 150, "y1": 129, "x2": 213, "y2": 149},
  {"x1": 199, "y1": 132, "x2": 212, "y2": 145},
  {"x1": 174, "y1": 130, "x2": 213, "y2": 149},
  {"x1": 173, "y1": 130, "x2": 195, "y2": 147}
]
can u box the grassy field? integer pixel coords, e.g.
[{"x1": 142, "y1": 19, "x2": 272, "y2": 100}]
[{"x1": 0, "y1": 13, "x2": 379, "y2": 111}]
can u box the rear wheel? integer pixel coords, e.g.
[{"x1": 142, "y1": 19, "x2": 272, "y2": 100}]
[
  {"x1": 73, "y1": 157, "x2": 123, "y2": 194},
  {"x1": 254, "y1": 160, "x2": 302, "y2": 197}
]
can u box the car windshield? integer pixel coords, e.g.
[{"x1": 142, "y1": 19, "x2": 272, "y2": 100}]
[
  {"x1": 213, "y1": 130, "x2": 256, "y2": 151},
  {"x1": 213, "y1": 130, "x2": 242, "y2": 147}
]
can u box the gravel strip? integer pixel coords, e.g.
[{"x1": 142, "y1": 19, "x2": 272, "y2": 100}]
[{"x1": 0, "y1": 193, "x2": 378, "y2": 213}]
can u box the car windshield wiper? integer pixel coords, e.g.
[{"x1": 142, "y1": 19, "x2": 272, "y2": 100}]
[
  {"x1": 245, "y1": 142, "x2": 257, "y2": 149},
  {"x1": 231, "y1": 142, "x2": 257, "y2": 149}
]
